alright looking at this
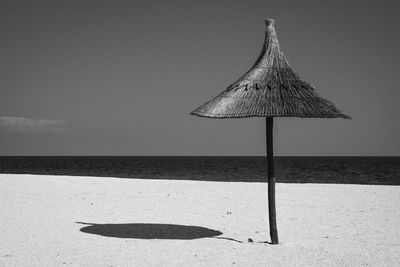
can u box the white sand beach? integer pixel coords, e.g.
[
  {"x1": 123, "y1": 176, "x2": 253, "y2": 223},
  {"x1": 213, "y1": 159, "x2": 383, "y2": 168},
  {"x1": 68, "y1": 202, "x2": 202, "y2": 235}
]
[{"x1": 0, "y1": 174, "x2": 399, "y2": 266}]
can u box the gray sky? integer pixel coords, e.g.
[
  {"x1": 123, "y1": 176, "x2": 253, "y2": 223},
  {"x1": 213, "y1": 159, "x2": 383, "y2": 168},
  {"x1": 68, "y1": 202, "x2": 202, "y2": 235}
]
[{"x1": 1, "y1": 0, "x2": 399, "y2": 156}]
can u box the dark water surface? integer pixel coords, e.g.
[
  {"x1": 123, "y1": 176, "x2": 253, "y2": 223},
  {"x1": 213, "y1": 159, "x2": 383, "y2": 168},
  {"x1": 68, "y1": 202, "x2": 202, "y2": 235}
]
[{"x1": 0, "y1": 156, "x2": 399, "y2": 185}]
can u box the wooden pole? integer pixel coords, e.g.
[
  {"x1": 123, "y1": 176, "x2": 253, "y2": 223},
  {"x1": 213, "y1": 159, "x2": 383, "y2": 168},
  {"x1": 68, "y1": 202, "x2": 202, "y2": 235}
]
[{"x1": 266, "y1": 117, "x2": 279, "y2": 244}]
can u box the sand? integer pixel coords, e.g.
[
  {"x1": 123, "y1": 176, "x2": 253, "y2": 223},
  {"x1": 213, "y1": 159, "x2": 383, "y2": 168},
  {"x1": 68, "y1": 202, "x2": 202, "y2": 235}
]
[{"x1": 0, "y1": 174, "x2": 399, "y2": 266}]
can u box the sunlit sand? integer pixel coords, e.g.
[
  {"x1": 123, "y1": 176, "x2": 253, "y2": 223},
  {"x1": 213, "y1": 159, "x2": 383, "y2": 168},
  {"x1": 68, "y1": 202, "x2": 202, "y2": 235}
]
[{"x1": 1, "y1": 174, "x2": 399, "y2": 266}]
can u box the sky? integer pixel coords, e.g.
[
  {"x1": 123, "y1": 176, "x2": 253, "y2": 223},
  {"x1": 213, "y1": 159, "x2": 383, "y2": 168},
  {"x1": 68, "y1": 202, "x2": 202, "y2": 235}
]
[{"x1": 0, "y1": 0, "x2": 399, "y2": 156}]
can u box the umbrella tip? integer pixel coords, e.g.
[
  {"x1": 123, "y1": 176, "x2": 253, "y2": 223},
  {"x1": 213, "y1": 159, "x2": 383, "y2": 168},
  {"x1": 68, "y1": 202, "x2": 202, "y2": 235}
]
[{"x1": 265, "y1": 18, "x2": 275, "y2": 27}]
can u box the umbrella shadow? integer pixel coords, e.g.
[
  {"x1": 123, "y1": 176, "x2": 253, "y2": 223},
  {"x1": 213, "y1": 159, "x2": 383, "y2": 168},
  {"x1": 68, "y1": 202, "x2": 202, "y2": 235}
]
[{"x1": 76, "y1": 222, "x2": 224, "y2": 240}]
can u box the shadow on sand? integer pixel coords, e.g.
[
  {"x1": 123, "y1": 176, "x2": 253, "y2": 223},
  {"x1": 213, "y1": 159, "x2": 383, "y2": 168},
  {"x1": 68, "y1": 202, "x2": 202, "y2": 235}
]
[{"x1": 76, "y1": 222, "x2": 223, "y2": 240}]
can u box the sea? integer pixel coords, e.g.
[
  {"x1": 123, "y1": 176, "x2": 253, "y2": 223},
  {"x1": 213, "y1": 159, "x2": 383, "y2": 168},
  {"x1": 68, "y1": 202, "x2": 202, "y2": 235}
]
[{"x1": 0, "y1": 156, "x2": 399, "y2": 185}]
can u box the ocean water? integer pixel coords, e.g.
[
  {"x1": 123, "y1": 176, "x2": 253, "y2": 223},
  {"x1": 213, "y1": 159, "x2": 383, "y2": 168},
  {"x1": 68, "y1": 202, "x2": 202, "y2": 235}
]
[{"x1": 0, "y1": 156, "x2": 399, "y2": 185}]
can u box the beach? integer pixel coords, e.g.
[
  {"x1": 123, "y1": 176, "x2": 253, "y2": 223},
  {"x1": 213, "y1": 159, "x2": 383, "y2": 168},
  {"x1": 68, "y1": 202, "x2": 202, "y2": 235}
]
[{"x1": 1, "y1": 174, "x2": 399, "y2": 266}]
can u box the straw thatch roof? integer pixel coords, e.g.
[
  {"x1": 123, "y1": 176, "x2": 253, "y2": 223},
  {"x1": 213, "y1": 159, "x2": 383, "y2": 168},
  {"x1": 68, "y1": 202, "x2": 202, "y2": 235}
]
[{"x1": 191, "y1": 19, "x2": 350, "y2": 119}]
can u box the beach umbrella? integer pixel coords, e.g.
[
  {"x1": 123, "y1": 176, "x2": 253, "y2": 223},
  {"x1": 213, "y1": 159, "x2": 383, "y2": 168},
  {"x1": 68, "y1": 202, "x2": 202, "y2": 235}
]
[{"x1": 191, "y1": 19, "x2": 350, "y2": 244}]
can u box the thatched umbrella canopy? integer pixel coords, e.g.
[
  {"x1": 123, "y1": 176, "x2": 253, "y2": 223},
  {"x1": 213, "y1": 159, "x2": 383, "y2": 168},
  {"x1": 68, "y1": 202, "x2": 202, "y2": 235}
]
[{"x1": 191, "y1": 19, "x2": 350, "y2": 244}]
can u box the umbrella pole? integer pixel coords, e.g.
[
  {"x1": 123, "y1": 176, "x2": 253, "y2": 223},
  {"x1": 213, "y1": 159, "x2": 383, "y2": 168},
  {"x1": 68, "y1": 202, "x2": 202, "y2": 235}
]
[{"x1": 266, "y1": 117, "x2": 279, "y2": 244}]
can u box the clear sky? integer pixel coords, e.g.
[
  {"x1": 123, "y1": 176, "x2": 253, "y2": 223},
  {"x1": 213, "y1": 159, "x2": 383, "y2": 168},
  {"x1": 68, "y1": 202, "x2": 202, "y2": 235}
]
[{"x1": 0, "y1": 0, "x2": 399, "y2": 156}]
